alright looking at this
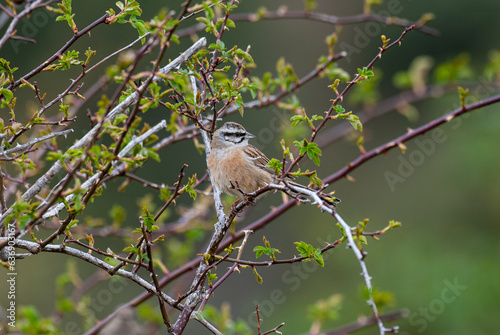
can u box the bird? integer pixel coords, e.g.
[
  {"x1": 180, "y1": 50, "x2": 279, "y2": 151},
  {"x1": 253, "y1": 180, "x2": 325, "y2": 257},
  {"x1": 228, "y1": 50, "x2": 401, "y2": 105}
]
[
  {"x1": 208, "y1": 122, "x2": 273, "y2": 200},
  {"x1": 207, "y1": 122, "x2": 339, "y2": 207}
]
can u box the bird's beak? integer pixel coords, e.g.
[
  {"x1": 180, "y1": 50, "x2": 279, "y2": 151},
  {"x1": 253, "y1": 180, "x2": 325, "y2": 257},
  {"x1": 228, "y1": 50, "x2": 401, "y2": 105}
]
[{"x1": 245, "y1": 132, "x2": 255, "y2": 139}]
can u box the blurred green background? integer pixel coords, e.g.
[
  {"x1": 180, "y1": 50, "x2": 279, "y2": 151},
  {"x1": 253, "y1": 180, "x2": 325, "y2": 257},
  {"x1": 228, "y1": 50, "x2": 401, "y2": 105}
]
[{"x1": 1, "y1": 0, "x2": 500, "y2": 334}]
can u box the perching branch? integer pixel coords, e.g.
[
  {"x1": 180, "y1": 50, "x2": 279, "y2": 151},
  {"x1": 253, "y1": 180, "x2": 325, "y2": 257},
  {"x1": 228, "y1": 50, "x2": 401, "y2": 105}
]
[{"x1": 257, "y1": 182, "x2": 391, "y2": 335}]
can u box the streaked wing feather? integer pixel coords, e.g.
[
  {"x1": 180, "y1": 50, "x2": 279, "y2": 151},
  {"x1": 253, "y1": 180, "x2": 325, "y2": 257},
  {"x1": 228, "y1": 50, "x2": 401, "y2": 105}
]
[{"x1": 244, "y1": 145, "x2": 274, "y2": 174}]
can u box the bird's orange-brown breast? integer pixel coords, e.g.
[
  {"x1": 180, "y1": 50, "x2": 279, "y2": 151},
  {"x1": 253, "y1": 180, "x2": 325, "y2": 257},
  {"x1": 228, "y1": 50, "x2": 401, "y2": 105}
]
[{"x1": 208, "y1": 146, "x2": 272, "y2": 198}]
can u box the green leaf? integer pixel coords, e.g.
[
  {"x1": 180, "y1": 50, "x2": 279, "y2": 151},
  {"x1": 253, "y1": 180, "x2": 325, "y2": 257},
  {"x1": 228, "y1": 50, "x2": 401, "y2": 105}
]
[
  {"x1": 290, "y1": 115, "x2": 308, "y2": 127},
  {"x1": 84, "y1": 47, "x2": 96, "y2": 66},
  {"x1": 347, "y1": 113, "x2": 363, "y2": 132},
  {"x1": 182, "y1": 174, "x2": 197, "y2": 200},
  {"x1": 131, "y1": 19, "x2": 148, "y2": 42},
  {"x1": 294, "y1": 241, "x2": 324, "y2": 267},
  {"x1": 0, "y1": 88, "x2": 13, "y2": 102},
  {"x1": 381, "y1": 220, "x2": 402, "y2": 234},
  {"x1": 304, "y1": 0, "x2": 317, "y2": 11},
  {"x1": 253, "y1": 266, "x2": 263, "y2": 284},
  {"x1": 159, "y1": 186, "x2": 171, "y2": 202},
  {"x1": 253, "y1": 236, "x2": 280, "y2": 261},
  {"x1": 381, "y1": 34, "x2": 390, "y2": 48},
  {"x1": 458, "y1": 86, "x2": 469, "y2": 108},
  {"x1": 333, "y1": 105, "x2": 345, "y2": 114},
  {"x1": 0, "y1": 58, "x2": 18, "y2": 82},
  {"x1": 333, "y1": 106, "x2": 363, "y2": 132},
  {"x1": 56, "y1": 0, "x2": 77, "y2": 33},
  {"x1": 294, "y1": 241, "x2": 313, "y2": 257},
  {"x1": 141, "y1": 206, "x2": 156, "y2": 232},
  {"x1": 253, "y1": 245, "x2": 266, "y2": 258},
  {"x1": 225, "y1": 18, "x2": 235, "y2": 28},
  {"x1": 312, "y1": 249, "x2": 324, "y2": 267},
  {"x1": 44, "y1": 50, "x2": 82, "y2": 71},
  {"x1": 294, "y1": 140, "x2": 322, "y2": 166},
  {"x1": 109, "y1": 0, "x2": 145, "y2": 39},
  {"x1": 207, "y1": 271, "x2": 218, "y2": 286},
  {"x1": 357, "y1": 67, "x2": 374, "y2": 80},
  {"x1": 123, "y1": 245, "x2": 139, "y2": 254},
  {"x1": 267, "y1": 158, "x2": 283, "y2": 175}
]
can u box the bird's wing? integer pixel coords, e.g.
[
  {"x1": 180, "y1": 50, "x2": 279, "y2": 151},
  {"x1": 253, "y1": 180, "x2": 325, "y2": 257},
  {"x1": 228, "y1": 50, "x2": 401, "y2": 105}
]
[{"x1": 244, "y1": 145, "x2": 274, "y2": 174}]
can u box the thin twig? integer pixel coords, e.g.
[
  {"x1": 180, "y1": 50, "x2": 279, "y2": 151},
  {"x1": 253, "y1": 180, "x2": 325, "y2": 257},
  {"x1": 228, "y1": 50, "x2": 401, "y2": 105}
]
[
  {"x1": 323, "y1": 91, "x2": 500, "y2": 185},
  {"x1": 0, "y1": 0, "x2": 57, "y2": 49},
  {"x1": 176, "y1": 10, "x2": 439, "y2": 37},
  {"x1": 314, "y1": 310, "x2": 406, "y2": 335},
  {"x1": 1, "y1": 238, "x2": 179, "y2": 306},
  {"x1": 1, "y1": 129, "x2": 73, "y2": 156},
  {"x1": 86, "y1": 32, "x2": 150, "y2": 73},
  {"x1": 110, "y1": 164, "x2": 187, "y2": 275},
  {"x1": 190, "y1": 312, "x2": 223, "y2": 335},
  {"x1": 141, "y1": 218, "x2": 173, "y2": 332},
  {"x1": 262, "y1": 322, "x2": 285, "y2": 335},
  {"x1": 6, "y1": 13, "x2": 108, "y2": 89},
  {"x1": 229, "y1": 11, "x2": 439, "y2": 36},
  {"x1": 286, "y1": 25, "x2": 415, "y2": 175},
  {"x1": 197, "y1": 230, "x2": 253, "y2": 312}
]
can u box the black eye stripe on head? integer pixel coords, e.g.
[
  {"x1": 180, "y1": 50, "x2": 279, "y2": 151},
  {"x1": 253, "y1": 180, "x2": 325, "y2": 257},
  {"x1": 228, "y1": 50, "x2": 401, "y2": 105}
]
[{"x1": 223, "y1": 131, "x2": 246, "y2": 143}]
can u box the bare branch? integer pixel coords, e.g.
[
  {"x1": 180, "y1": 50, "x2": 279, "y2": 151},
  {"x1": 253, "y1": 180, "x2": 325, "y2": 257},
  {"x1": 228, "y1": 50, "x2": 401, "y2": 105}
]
[
  {"x1": 235, "y1": 11, "x2": 439, "y2": 36},
  {"x1": 86, "y1": 32, "x2": 150, "y2": 73},
  {"x1": 190, "y1": 312, "x2": 223, "y2": 335},
  {"x1": 6, "y1": 13, "x2": 109, "y2": 89},
  {"x1": 323, "y1": 92, "x2": 500, "y2": 185},
  {"x1": 1, "y1": 237, "x2": 179, "y2": 307},
  {"x1": 314, "y1": 310, "x2": 406, "y2": 335},
  {"x1": 1, "y1": 129, "x2": 74, "y2": 156},
  {"x1": 0, "y1": 0, "x2": 58, "y2": 49},
  {"x1": 176, "y1": 10, "x2": 439, "y2": 37},
  {"x1": 262, "y1": 322, "x2": 285, "y2": 335},
  {"x1": 141, "y1": 218, "x2": 173, "y2": 332},
  {"x1": 197, "y1": 230, "x2": 254, "y2": 312}
]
